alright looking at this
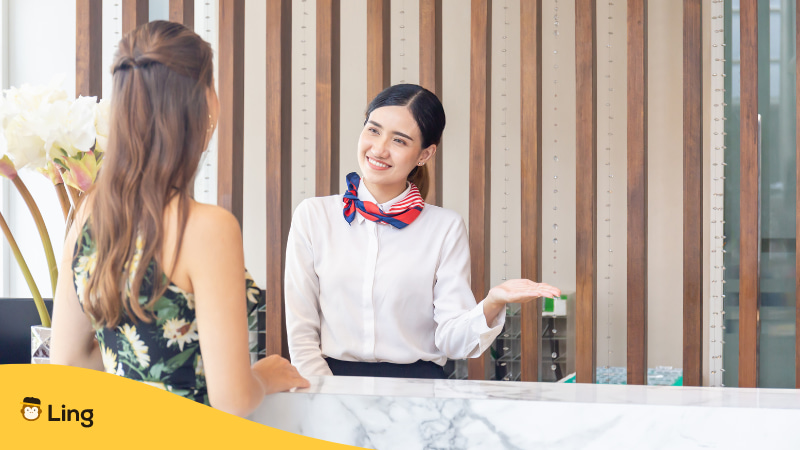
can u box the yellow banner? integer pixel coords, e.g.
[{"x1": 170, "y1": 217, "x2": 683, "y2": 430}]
[{"x1": 0, "y1": 364, "x2": 359, "y2": 449}]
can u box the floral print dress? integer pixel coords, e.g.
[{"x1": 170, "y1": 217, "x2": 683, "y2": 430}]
[{"x1": 73, "y1": 222, "x2": 262, "y2": 405}]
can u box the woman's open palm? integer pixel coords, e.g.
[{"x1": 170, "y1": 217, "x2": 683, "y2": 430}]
[{"x1": 487, "y1": 279, "x2": 561, "y2": 305}]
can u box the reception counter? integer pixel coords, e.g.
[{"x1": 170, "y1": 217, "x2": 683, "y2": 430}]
[{"x1": 248, "y1": 376, "x2": 800, "y2": 449}]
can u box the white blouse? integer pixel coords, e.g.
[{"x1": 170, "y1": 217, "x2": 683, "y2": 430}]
[{"x1": 284, "y1": 182, "x2": 505, "y2": 377}]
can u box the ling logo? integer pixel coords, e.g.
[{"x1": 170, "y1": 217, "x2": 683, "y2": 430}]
[
  {"x1": 21, "y1": 397, "x2": 42, "y2": 421},
  {"x1": 20, "y1": 396, "x2": 94, "y2": 428}
]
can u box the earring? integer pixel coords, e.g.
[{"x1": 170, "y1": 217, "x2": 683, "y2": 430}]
[
  {"x1": 207, "y1": 114, "x2": 214, "y2": 133},
  {"x1": 417, "y1": 162, "x2": 424, "y2": 166}
]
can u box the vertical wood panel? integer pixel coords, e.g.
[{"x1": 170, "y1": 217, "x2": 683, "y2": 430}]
[
  {"x1": 682, "y1": 0, "x2": 703, "y2": 387},
  {"x1": 367, "y1": 0, "x2": 390, "y2": 101},
  {"x1": 468, "y1": 0, "x2": 492, "y2": 381},
  {"x1": 169, "y1": 0, "x2": 194, "y2": 29},
  {"x1": 796, "y1": 0, "x2": 800, "y2": 390},
  {"x1": 217, "y1": 0, "x2": 245, "y2": 224},
  {"x1": 739, "y1": 0, "x2": 760, "y2": 388},
  {"x1": 316, "y1": 0, "x2": 340, "y2": 196},
  {"x1": 520, "y1": 0, "x2": 542, "y2": 382},
  {"x1": 76, "y1": 0, "x2": 102, "y2": 98},
  {"x1": 419, "y1": 0, "x2": 443, "y2": 206},
  {"x1": 627, "y1": 0, "x2": 647, "y2": 386},
  {"x1": 575, "y1": 0, "x2": 597, "y2": 384},
  {"x1": 265, "y1": 0, "x2": 292, "y2": 359},
  {"x1": 122, "y1": 0, "x2": 149, "y2": 34}
]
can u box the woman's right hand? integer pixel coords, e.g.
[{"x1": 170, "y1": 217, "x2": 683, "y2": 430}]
[{"x1": 253, "y1": 354, "x2": 311, "y2": 395}]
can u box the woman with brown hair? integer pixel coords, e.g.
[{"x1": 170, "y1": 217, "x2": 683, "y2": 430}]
[
  {"x1": 51, "y1": 21, "x2": 307, "y2": 417},
  {"x1": 285, "y1": 84, "x2": 560, "y2": 379}
]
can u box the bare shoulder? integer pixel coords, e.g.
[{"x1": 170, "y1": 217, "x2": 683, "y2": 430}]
[
  {"x1": 180, "y1": 202, "x2": 245, "y2": 296},
  {"x1": 183, "y1": 202, "x2": 242, "y2": 248},
  {"x1": 187, "y1": 202, "x2": 240, "y2": 231}
]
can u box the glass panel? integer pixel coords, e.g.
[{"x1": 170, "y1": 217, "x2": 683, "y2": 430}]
[
  {"x1": 770, "y1": 12, "x2": 781, "y2": 60},
  {"x1": 149, "y1": 0, "x2": 169, "y2": 21},
  {"x1": 723, "y1": 0, "x2": 742, "y2": 388},
  {"x1": 732, "y1": 12, "x2": 741, "y2": 59},
  {"x1": 759, "y1": 0, "x2": 796, "y2": 389},
  {"x1": 724, "y1": 0, "x2": 797, "y2": 388}
]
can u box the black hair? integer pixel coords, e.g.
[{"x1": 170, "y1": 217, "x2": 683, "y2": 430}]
[
  {"x1": 365, "y1": 84, "x2": 446, "y2": 149},
  {"x1": 364, "y1": 84, "x2": 445, "y2": 198}
]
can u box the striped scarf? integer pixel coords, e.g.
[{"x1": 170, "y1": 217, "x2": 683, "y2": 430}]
[{"x1": 342, "y1": 172, "x2": 424, "y2": 229}]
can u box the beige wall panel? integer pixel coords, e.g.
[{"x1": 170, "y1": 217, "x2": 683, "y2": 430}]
[
  {"x1": 441, "y1": 0, "x2": 471, "y2": 225},
  {"x1": 291, "y1": 0, "x2": 317, "y2": 209},
  {"x1": 489, "y1": 0, "x2": 522, "y2": 288},
  {"x1": 595, "y1": 0, "x2": 629, "y2": 370},
  {"x1": 338, "y1": 0, "x2": 367, "y2": 195},
  {"x1": 391, "y1": 0, "x2": 419, "y2": 85},
  {"x1": 243, "y1": 0, "x2": 268, "y2": 286},
  {"x1": 647, "y1": 0, "x2": 683, "y2": 370}
]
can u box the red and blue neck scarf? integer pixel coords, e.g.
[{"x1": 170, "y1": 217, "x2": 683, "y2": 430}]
[{"x1": 342, "y1": 172, "x2": 424, "y2": 229}]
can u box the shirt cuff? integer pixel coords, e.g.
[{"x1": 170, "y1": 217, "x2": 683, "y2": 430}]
[
  {"x1": 294, "y1": 354, "x2": 334, "y2": 377},
  {"x1": 470, "y1": 300, "x2": 507, "y2": 352}
]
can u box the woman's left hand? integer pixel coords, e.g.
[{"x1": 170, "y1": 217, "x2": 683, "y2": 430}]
[
  {"x1": 482, "y1": 279, "x2": 561, "y2": 326},
  {"x1": 487, "y1": 279, "x2": 561, "y2": 306}
]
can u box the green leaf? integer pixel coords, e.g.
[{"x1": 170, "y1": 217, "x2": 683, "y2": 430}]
[
  {"x1": 53, "y1": 158, "x2": 69, "y2": 171},
  {"x1": 165, "y1": 348, "x2": 195, "y2": 372},
  {"x1": 152, "y1": 297, "x2": 171, "y2": 311},
  {"x1": 149, "y1": 362, "x2": 165, "y2": 379},
  {"x1": 157, "y1": 305, "x2": 180, "y2": 323},
  {"x1": 152, "y1": 298, "x2": 180, "y2": 323}
]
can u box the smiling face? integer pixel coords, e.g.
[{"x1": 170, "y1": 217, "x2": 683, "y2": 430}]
[
  {"x1": 22, "y1": 405, "x2": 40, "y2": 421},
  {"x1": 357, "y1": 105, "x2": 435, "y2": 203}
]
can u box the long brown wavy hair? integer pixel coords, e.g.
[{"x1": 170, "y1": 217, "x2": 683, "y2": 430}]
[{"x1": 83, "y1": 21, "x2": 213, "y2": 327}]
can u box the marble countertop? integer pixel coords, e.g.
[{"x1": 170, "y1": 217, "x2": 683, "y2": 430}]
[
  {"x1": 293, "y1": 375, "x2": 800, "y2": 410},
  {"x1": 252, "y1": 377, "x2": 800, "y2": 449}
]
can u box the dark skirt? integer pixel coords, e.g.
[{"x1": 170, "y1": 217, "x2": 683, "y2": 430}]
[{"x1": 325, "y1": 357, "x2": 446, "y2": 379}]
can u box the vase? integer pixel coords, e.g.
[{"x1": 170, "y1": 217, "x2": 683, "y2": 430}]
[{"x1": 31, "y1": 325, "x2": 51, "y2": 364}]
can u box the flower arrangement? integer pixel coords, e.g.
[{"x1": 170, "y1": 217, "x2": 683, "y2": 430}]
[{"x1": 0, "y1": 78, "x2": 109, "y2": 327}]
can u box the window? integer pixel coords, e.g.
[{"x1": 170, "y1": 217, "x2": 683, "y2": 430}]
[{"x1": 0, "y1": 0, "x2": 8, "y2": 296}]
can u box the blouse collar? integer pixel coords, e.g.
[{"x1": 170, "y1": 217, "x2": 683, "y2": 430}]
[{"x1": 354, "y1": 181, "x2": 412, "y2": 224}]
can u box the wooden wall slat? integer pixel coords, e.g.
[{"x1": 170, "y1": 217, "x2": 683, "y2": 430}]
[
  {"x1": 419, "y1": 0, "x2": 443, "y2": 206},
  {"x1": 738, "y1": 0, "x2": 760, "y2": 388},
  {"x1": 520, "y1": 0, "x2": 542, "y2": 382},
  {"x1": 217, "y1": 0, "x2": 245, "y2": 225},
  {"x1": 682, "y1": 0, "x2": 703, "y2": 387},
  {"x1": 468, "y1": 0, "x2": 491, "y2": 381},
  {"x1": 122, "y1": 0, "x2": 149, "y2": 34},
  {"x1": 169, "y1": 0, "x2": 194, "y2": 29},
  {"x1": 367, "y1": 0, "x2": 390, "y2": 102},
  {"x1": 627, "y1": 0, "x2": 647, "y2": 386},
  {"x1": 265, "y1": 0, "x2": 292, "y2": 359},
  {"x1": 796, "y1": 0, "x2": 800, "y2": 390},
  {"x1": 574, "y1": 0, "x2": 597, "y2": 384},
  {"x1": 316, "y1": 0, "x2": 340, "y2": 196},
  {"x1": 76, "y1": 0, "x2": 102, "y2": 99}
]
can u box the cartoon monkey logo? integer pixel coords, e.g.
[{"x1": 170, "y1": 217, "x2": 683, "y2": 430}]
[{"x1": 21, "y1": 397, "x2": 42, "y2": 421}]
